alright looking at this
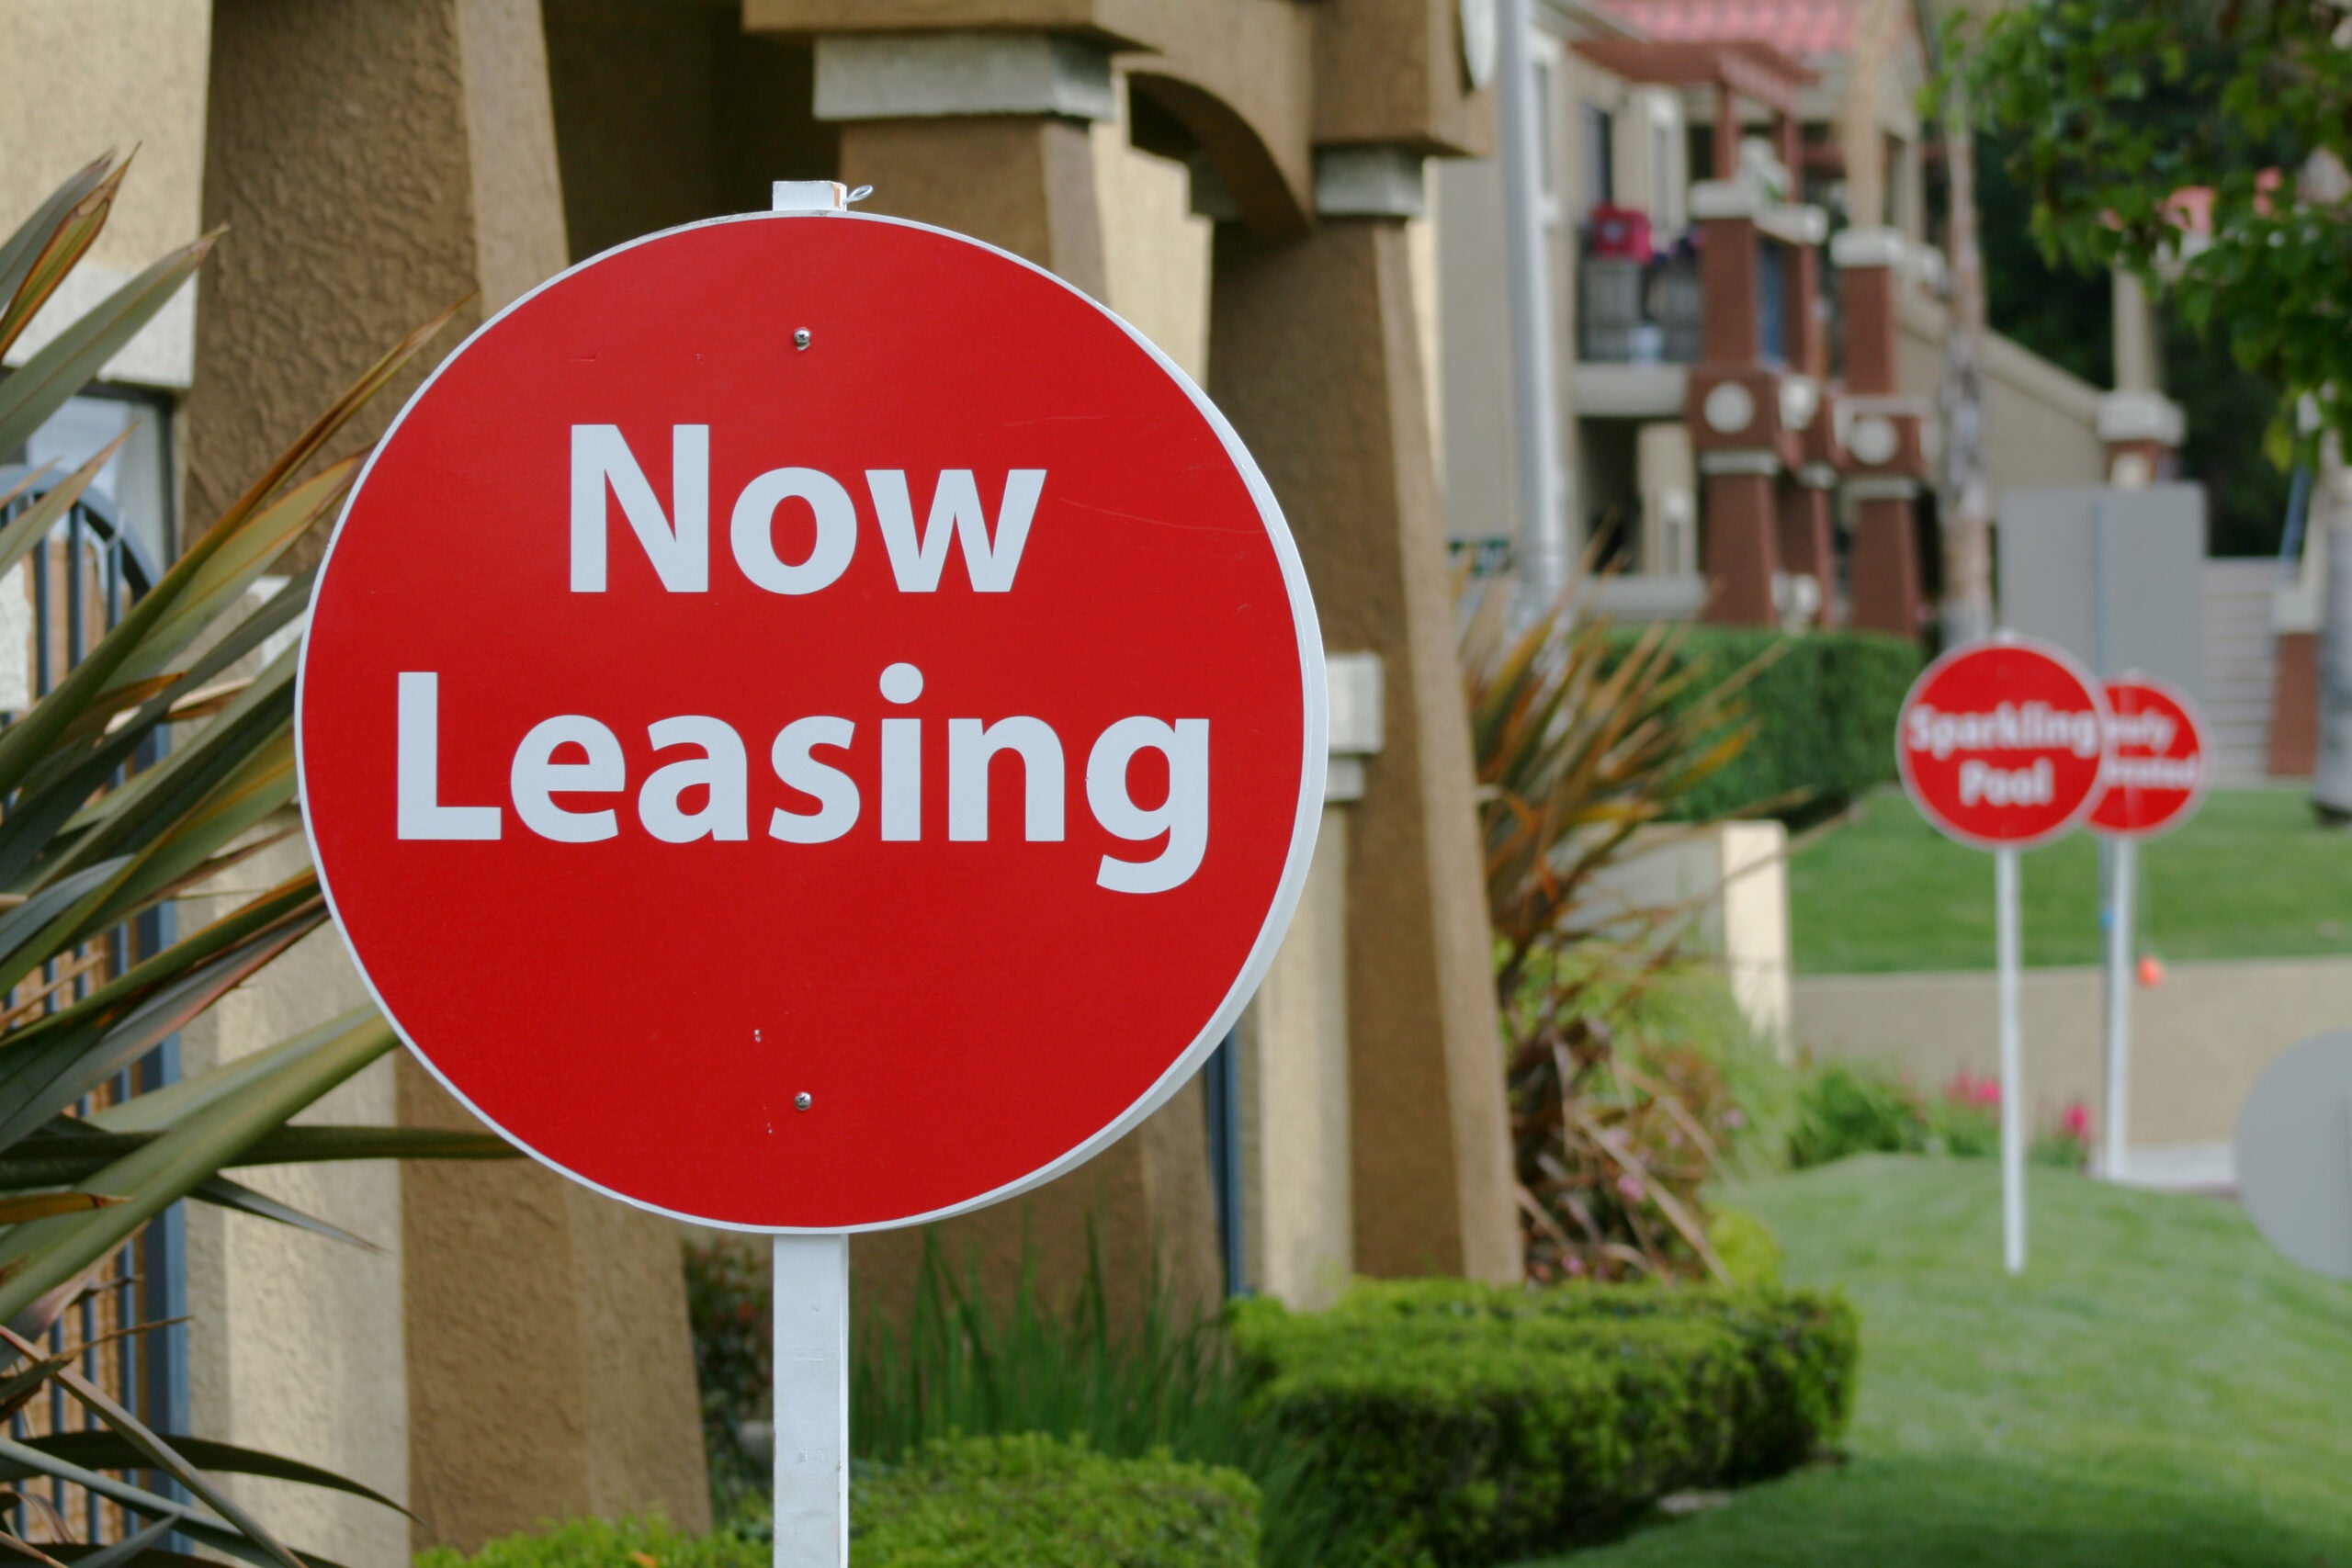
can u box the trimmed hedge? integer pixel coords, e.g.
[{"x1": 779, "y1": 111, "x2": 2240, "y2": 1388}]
[
  {"x1": 1626, "y1": 627, "x2": 1921, "y2": 824},
  {"x1": 857, "y1": 1434, "x2": 1260, "y2": 1567},
  {"x1": 413, "y1": 1435, "x2": 1258, "y2": 1568},
  {"x1": 1227, "y1": 1280, "x2": 1857, "y2": 1566}
]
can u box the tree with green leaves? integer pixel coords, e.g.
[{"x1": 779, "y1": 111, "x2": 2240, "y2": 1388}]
[
  {"x1": 0, "y1": 152, "x2": 511, "y2": 1565},
  {"x1": 1962, "y1": 0, "x2": 2352, "y2": 813}
]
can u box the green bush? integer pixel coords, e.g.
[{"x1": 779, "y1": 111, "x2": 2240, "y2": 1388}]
[
  {"x1": 1786, "y1": 1060, "x2": 1928, "y2": 1168},
  {"x1": 846, "y1": 1232, "x2": 1348, "y2": 1568},
  {"x1": 1620, "y1": 627, "x2": 1921, "y2": 825},
  {"x1": 1705, "y1": 1206, "x2": 1784, "y2": 1287},
  {"x1": 1227, "y1": 1280, "x2": 1858, "y2": 1565},
  {"x1": 413, "y1": 1436, "x2": 1259, "y2": 1568},
  {"x1": 858, "y1": 1434, "x2": 1259, "y2": 1568},
  {"x1": 415, "y1": 1516, "x2": 759, "y2": 1568},
  {"x1": 1787, "y1": 1060, "x2": 2008, "y2": 1168}
]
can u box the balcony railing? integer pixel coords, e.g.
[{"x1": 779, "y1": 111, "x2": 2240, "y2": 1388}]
[{"x1": 1577, "y1": 248, "x2": 1702, "y2": 365}]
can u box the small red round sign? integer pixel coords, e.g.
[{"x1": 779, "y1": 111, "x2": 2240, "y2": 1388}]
[
  {"x1": 1896, "y1": 636, "x2": 2109, "y2": 851},
  {"x1": 2089, "y1": 675, "x2": 2207, "y2": 838},
  {"x1": 297, "y1": 214, "x2": 1326, "y2": 1231}
]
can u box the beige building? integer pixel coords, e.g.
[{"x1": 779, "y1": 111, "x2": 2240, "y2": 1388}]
[
  {"x1": 1436, "y1": 0, "x2": 2120, "y2": 632},
  {"x1": 3, "y1": 0, "x2": 1545, "y2": 1558}
]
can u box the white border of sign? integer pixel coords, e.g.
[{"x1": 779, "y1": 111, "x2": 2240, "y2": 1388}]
[
  {"x1": 2088, "y1": 670, "x2": 2209, "y2": 842},
  {"x1": 1894, "y1": 629, "x2": 2112, "y2": 853},
  {"x1": 294, "y1": 209, "x2": 1330, "y2": 1235}
]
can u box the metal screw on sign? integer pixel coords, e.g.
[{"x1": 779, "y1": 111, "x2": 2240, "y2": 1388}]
[{"x1": 295, "y1": 175, "x2": 1327, "y2": 1568}]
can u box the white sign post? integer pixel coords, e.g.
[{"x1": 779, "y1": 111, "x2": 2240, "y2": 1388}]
[
  {"x1": 1896, "y1": 635, "x2": 2109, "y2": 1276},
  {"x1": 2100, "y1": 839, "x2": 2135, "y2": 1181},
  {"x1": 2086, "y1": 673, "x2": 2207, "y2": 1184},
  {"x1": 1996, "y1": 848, "x2": 2027, "y2": 1275},
  {"x1": 772, "y1": 1235, "x2": 850, "y2": 1567}
]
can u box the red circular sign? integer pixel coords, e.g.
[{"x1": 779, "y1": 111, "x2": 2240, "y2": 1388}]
[
  {"x1": 297, "y1": 214, "x2": 1326, "y2": 1231},
  {"x1": 2089, "y1": 674, "x2": 2207, "y2": 838},
  {"x1": 1895, "y1": 636, "x2": 2109, "y2": 850}
]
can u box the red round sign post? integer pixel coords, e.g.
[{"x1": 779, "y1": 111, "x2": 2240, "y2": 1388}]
[
  {"x1": 2088, "y1": 674, "x2": 2207, "y2": 839},
  {"x1": 2086, "y1": 673, "x2": 2208, "y2": 1188},
  {"x1": 1896, "y1": 637, "x2": 2109, "y2": 851},
  {"x1": 1894, "y1": 634, "x2": 2109, "y2": 1277},
  {"x1": 296, "y1": 185, "x2": 1326, "y2": 1566}
]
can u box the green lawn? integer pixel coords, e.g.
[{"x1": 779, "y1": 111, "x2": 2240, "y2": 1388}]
[
  {"x1": 1789, "y1": 786, "x2": 2352, "y2": 972},
  {"x1": 1523, "y1": 1156, "x2": 2352, "y2": 1567}
]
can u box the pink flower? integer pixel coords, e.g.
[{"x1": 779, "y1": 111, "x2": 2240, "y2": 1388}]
[
  {"x1": 2063, "y1": 1101, "x2": 2092, "y2": 1140},
  {"x1": 1566, "y1": 1255, "x2": 1588, "y2": 1277},
  {"x1": 1615, "y1": 1174, "x2": 1645, "y2": 1202},
  {"x1": 1945, "y1": 1071, "x2": 1999, "y2": 1107}
]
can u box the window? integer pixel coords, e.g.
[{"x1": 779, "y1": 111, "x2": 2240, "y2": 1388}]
[
  {"x1": 1580, "y1": 103, "x2": 1615, "y2": 216},
  {"x1": 22, "y1": 389, "x2": 173, "y2": 571}
]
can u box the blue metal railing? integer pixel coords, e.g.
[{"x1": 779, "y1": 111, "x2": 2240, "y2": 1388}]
[{"x1": 0, "y1": 466, "x2": 184, "y2": 1540}]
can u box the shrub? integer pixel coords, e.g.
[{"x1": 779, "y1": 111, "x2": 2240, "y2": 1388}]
[
  {"x1": 1705, "y1": 1207, "x2": 1783, "y2": 1287},
  {"x1": 1623, "y1": 627, "x2": 1922, "y2": 826},
  {"x1": 1786, "y1": 1060, "x2": 1928, "y2": 1168},
  {"x1": 1927, "y1": 1073, "x2": 2002, "y2": 1158},
  {"x1": 847, "y1": 1232, "x2": 1342, "y2": 1568},
  {"x1": 1227, "y1": 1280, "x2": 1858, "y2": 1566},
  {"x1": 414, "y1": 1438, "x2": 1261, "y2": 1568},
  {"x1": 415, "y1": 1516, "x2": 759, "y2": 1568},
  {"x1": 1789, "y1": 1060, "x2": 2093, "y2": 1168},
  {"x1": 858, "y1": 1434, "x2": 1260, "y2": 1568}
]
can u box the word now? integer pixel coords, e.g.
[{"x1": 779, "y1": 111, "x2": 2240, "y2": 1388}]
[
  {"x1": 1905, "y1": 702, "x2": 2101, "y2": 761},
  {"x1": 573, "y1": 424, "x2": 1043, "y2": 596},
  {"x1": 393, "y1": 666, "x2": 1209, "y2": 894},
  {"x1": 1959, "y1": 758, "x2": 2054, "y2": 807}
]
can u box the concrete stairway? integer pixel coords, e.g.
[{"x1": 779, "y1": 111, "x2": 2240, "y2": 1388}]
[{"x1": 2201, "y1": 559, "x2": 2278, "y2": 784}]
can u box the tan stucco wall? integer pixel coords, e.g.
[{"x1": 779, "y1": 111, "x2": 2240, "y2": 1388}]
[
  {"x1": 0, "y1": 0, "x2": 210, "y2": 387},
  {"x1": 1240, "y1": 807, "x2": 1353, "y2": 1308},
  {"x1": 1589, "y1": 822, "x2": 1792, "y2": 1050},
  {"x1": 1212, "y1": 218, "x2": 1522, "y2": 1283},
  {"x1": 400, "y1": 1060, "x2": 713, "y2": 1552},
  {"x1": 187, "y1": 0, "x2": 567, "y2": 546},
  {"x1": 0, "y1": 0, "x2": 209, "y2": 266},
  {"x1": 1899, "y1": 290, "x2": 2107, "y2": 498},
  {"x1": 1092, "y1": 76, "x2": 1213, "y2": 379},
  {"x1": 1793, "y1": 955, "x2": 2352, "y2": 1147},
  {"x1": 181, "y1": 840, "x2": 410, "y2": 1568},
  {"x1": 191, "y1": 7, "x2": 709, "y2": 1549}
]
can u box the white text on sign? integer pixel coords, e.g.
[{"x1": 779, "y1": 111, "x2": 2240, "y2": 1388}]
[
  {"x1": 569, "y1": 425, "x2": 1043, "y2": 594},
  {"x1": 390, "y1": 430, "x2": 1217, "y2": 890},
  {"x1": 1904, "y1": 702, "x2": 2102, "y2": 761}
]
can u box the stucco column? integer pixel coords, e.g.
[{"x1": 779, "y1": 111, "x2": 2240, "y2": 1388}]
[
  {"x1": 2097, "y1": 389, "x2": 2185, "y2": 490},
  {"x1": 816, "y1": 32, "x2": 1113, "y2": 294},
  {"x1": 1208, "y1": 148, "x2": 1521, "y2": 1284},
  {"x1": 1833, "y1": 228, "x2": 1924, "y2": 637},
  {"x1": 1778, "y1": 474, "x2": 1837, "y2": 625},
  {"x1": 191, "y1": 2, "x2": 708, "y2": 1549},
  {"x1": 1847, "y1": 491, "x2": 1921, "y2": 637},
  {"x1": 799, "y1": 29, "x2": 1224, "y2": 1325},
  {"x1": 1688, "y1": 181, "x2": 1781, "y2": 626}
]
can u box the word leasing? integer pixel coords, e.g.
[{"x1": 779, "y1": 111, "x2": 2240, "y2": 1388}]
[{"x1": 393, "y1": 666, "x2": 1211, "y2": 895}]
